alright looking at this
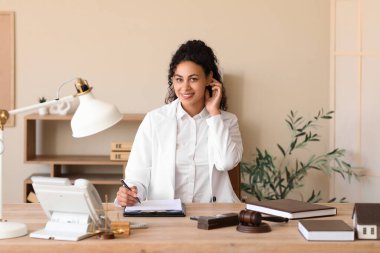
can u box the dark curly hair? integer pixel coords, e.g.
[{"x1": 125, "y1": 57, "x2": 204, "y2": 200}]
[{"x1": 165, "y1": 40, "x2": 227, "y2": 110}]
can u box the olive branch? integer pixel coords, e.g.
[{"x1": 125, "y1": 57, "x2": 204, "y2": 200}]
[{"x1": 241, "y1": 109, "x2": 359, "y2": 203}]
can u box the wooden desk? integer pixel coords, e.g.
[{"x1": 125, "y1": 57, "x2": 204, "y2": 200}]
[{"x1": 1, "y1": 203, "x2": 379, "y2": 253}]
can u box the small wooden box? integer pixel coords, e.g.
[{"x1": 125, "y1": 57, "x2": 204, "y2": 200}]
[
  {"x1": 111, "y1": 221, "x2": 130, "y2": 237},
  {"x1": 111, "y1": 142, "x2": 133, "y2": 151},
  {"x1": 110, "y1": 151, "x2": 130, "y2": 161}
]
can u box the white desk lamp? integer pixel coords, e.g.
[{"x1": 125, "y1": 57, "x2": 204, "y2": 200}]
[{"x1": 0, "y1": 78, "x2": 122, "y2": 239}]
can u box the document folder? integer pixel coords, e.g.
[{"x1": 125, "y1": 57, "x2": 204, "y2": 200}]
[{"x1": 123, "y1": 199, "x2": 186, "y2": 217}]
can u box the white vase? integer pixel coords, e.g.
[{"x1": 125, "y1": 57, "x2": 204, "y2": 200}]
[
  {"x1": 49, "y1": 101, "x2": 71, "y2": 115},
  {"x1": 38, "y1": 107, "x2": 48, "y2": 116}
]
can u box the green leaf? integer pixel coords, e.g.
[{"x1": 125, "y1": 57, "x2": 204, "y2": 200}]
[
  {"x1": 307, "y1": 190, "x2": 322, "y2": 203},
  {"x1": 294, "y1": 116, "x2": 303, "y2": 124},
  {"x1": 327, "y1": 148, "x2": 338, "y2": 155},
  {"x1": 285, "y1": 119, "x2": 293, "y2": 130},
  {"x1": 340, "y1": 197, "x2": 347, "y2": 203},
  {"x1": 290, "y1": 138, "x2": 298, "y2": 153},
  {"x1": 277, "y1": 144, "x2": 286, "y2": 156},
  {"x1": 295, "y1": 132, "x2": 306, "y2": 137}
]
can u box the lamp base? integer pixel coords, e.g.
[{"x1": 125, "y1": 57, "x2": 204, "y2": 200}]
[{"x1": 0, "y1": 221, "x2": 28, "y2": 239}]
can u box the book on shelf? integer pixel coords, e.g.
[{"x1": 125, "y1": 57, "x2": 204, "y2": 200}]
[
  {"x1": 111, "y1": 141, "x2": 133, "y2": 152},
  {"x1": 245, "y1": 199, "x2": 337, "y2": 219},
  {"x1": 298, "y1": 219, "x2": 354, "y2": 241},
  {"x1": 110, "y1": 151, "x2": 130, "y2": 161}
]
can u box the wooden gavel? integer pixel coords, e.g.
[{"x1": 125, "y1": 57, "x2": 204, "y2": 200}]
[{"x1": 237, "y1": 209, "x2": 288, "y2": 233}]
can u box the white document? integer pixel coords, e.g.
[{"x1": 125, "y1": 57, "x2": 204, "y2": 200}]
[{"x1": 124, "y1": 199, "x2": 182, "y2": 212}]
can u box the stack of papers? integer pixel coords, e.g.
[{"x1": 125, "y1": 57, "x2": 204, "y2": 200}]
[{"x1": 123, "y1": 199, "x2": 185, "y2": 217}]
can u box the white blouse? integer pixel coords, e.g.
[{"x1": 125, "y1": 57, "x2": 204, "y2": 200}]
[{"x1": 175, "y1": 103, "x2": 212, "y2": 203}]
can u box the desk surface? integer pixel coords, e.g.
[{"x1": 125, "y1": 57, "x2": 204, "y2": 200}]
[{"x1": 1, "y1": 203, "x2": 379, "y2": 253}]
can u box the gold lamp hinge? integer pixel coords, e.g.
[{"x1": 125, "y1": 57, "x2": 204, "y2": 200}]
[
  {"x1": 0, "y1": 110, "x2": 9, "y2": 130},
  {"x1": 75, "y1": 78, "x2": 93, "y2": 96}
]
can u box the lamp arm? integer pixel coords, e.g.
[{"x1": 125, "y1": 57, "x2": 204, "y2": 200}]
[
  {"x1": 56, "y1": 78, "x2": 79, "y2": 100},
  {"x1": 8, "y1": 95, "x2": 75, "y2": 116}
]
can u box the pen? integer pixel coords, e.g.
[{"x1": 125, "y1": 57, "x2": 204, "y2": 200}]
[{"x1": 120, "y1": 179, "x2": 141, "y2": 204}]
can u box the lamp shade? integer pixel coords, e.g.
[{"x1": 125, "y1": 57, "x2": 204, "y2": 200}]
[{"x1": 71, "y1": 92, "x2": 122, "y2": 138}]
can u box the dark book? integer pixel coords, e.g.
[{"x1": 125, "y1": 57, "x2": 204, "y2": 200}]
[
  {"x1": 197, "y1": 213, "x2": 239, "y2": 230},
  {"x1": 246, "y1": 199, "x2": 336, "y2": 219},
  {"x1": 298, "y1": 219, "x2": 354, "y2": 241}
]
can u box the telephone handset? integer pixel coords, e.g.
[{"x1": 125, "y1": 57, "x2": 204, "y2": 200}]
[{"x1": 74, "y1": 178, "x2": 104, "y2": 225}]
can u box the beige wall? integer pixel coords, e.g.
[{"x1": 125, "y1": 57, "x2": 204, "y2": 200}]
[
  {"x1": 0, "y1": 0, "x2": 330, "y2": 203},
  {"x1": 332, "y1": 0, "x2": 380, "y2": 202}
]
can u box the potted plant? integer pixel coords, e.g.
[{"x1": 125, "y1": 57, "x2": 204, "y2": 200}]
[
  {"x1": 241, "y1": 109, "x2": 359, "y2": 203},
  {"x1": 38, "y1": 97, "x2": 48, "y2": 115}
]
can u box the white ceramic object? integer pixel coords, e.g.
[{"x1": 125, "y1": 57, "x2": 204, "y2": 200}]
[{"x1": 49, "y1": 101, "x2": 71, "y2": 115}]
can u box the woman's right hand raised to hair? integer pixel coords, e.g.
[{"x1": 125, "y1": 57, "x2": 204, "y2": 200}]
[
  {"x1": 205, "y1": 79, "x2": 222, "y2": 116},
  {"x1": 116, "y1": 185, "x2": 139, "y2": 206}
]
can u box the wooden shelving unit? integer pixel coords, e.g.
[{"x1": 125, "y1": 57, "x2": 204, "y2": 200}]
[{"x1": 23, "y1": 113, "x2": 145, "y2": 202}]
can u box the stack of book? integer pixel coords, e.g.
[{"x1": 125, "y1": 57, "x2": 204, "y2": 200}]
[
  {"x1": 245, "y1": 199, "x2": 355, "y2": 241},
  {"x1": 110, "y1": 141, "x2": 133, "y2": 161}
]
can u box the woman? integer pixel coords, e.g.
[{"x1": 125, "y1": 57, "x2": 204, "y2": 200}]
[{"x1": 116, "y1": 40, "x2": 243, "y2": 206}]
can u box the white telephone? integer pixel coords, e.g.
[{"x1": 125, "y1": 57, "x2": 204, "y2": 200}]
[{"x1": 30, "y1": 176, "x2": 108, "y2": 241}]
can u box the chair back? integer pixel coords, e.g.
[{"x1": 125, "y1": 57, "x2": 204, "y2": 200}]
[{"x1": 228, "y1": 164, "x2": 241, "y2": 199}]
